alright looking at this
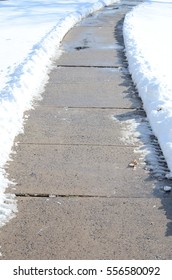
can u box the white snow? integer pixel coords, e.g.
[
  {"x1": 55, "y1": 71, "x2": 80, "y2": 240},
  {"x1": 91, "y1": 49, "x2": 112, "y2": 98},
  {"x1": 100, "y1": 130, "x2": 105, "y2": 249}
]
[
  {"x1": 163, "y1": 186, "x2": 172, "y2": 192},
  {"x1": 124, "y1": 0, "x2": 172, "y2": 176},
  {"x1": 0, "y1": 0, "x2": 119, "y2": 227}
]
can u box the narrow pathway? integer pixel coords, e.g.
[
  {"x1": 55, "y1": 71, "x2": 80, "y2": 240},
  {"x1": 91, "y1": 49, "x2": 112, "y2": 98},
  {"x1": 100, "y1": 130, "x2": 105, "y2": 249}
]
[{"x1": 1, "y1": 0, "x2": 172, "y2": 259}]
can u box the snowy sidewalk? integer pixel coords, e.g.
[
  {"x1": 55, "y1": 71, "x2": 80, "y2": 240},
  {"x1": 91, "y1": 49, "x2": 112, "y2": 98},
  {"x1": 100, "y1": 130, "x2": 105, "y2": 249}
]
[{"x1": 1, "y1": 1, "x2": 172, "y2": 259}]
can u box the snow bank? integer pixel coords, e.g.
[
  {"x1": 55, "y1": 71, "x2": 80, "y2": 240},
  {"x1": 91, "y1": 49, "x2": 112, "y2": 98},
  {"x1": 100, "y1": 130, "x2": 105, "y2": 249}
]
[
  {"x1": 0, "y1": 0, "x2": 119, "y2": 226},
  {"x1": 124, "y1": 0, "x2": 172, "y2": 175}
]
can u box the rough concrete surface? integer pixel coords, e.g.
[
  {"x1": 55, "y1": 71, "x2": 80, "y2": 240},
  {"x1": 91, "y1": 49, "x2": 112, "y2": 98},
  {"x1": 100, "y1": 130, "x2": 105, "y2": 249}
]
[
  {"x1": 1, "y1": 0, "x2": 172, "y2": 260},
  {"x1": 37, "y1": 69, "x2": 141, "y2": 108},
  {"x1": 1, "y1": 197, "x2": 172, "y2": 260}
]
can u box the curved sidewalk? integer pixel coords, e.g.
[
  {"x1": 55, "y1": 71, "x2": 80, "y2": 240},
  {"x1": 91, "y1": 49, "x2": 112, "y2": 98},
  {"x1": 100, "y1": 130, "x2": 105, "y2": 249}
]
[{"x1": 1, "y1": 0, "x2": 172, "y2": 259}]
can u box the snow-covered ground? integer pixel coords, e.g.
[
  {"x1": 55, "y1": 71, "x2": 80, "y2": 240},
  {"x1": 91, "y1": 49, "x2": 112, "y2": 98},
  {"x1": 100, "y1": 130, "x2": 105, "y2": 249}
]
[
  {"x1": 0, "y1": 0, "x2": 119, "y2": 226},
  {"x1": 124, "y1": 0, "x2": 172, "y2": 176}
]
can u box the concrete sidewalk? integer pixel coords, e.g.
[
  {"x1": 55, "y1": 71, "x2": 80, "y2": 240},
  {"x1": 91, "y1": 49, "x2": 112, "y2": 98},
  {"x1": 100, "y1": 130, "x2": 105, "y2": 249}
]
[{"x1": 1, "y1": 0, "x2": 172, "y2": 259}]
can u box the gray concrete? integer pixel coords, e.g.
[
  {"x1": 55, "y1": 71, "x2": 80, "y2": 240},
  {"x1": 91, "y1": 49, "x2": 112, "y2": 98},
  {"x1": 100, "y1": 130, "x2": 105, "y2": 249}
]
[
  {"x1": 1, "y1": 0, "x2": 172, "y2": 259},
  {"x1": 6, "y1": 144, "x2": 155, "y2": 198},
  {"x1": 17, "y1": 108, "x2": 142, "y2": 145},
  {"x1": 38, "y1": 68, "x2": 141, "y2": 108},
  {"x1": 1, "y1": 197, "x2": 172, "y2": 260}
]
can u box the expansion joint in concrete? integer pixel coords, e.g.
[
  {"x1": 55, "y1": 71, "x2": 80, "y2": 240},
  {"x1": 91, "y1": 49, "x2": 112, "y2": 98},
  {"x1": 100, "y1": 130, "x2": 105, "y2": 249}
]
[
  {"x1": 56, "y1": 65, "x2": 128, "y2": 70},
  {"x1": 14, "y1": 193, "x2": 152, "y2": 199},
  {"x1": 17, "y1": 142, "x2": 140, "y2": 148},
  {"x1": 38, "y1": 106, "x2": 143, "y2": 110}
]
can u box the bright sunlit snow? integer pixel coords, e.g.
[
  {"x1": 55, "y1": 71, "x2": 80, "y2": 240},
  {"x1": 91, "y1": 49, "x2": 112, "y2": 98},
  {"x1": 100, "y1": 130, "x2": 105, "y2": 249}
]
[
  {"x1": 124, "y1": 0, "x2": 172, "y2": 175},
  {"x1": 0, "y1": 0, "x2": 119, "y2": 226}
]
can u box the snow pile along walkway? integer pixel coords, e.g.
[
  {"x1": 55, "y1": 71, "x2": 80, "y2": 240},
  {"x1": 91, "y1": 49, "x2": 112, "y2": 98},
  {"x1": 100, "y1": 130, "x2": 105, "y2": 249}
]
[{"x1": 124, "y1": 0, "x2": 172, "y2": 175}]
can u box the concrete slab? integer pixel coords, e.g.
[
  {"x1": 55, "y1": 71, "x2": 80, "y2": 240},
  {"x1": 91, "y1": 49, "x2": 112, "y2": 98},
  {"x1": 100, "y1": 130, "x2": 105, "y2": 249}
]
[
  {"x1": 6, "y1": 144, "x2": 155, "y2": 198},
  {"x1": 57, "y1": 48, "x2": 122, "y2": 67},
  {"x1": 122, "y1": 0, "x2": 144, "y2": 6},
  {"x1": 61, "y1": 26, "x2": 123, "y2": 51},
  {"x1": 79, "y1": 12, "x2": 120, "y2": 27},
  {"x1": 1, "y1": 196, "x2": 172, "y2": 259},
  {"x1": 39, "y1": 69, "x2": 141, "y2": 109},
  {"x1": 47, "y1": 67, "x2": 130, "y2": 84},
  {"x1": 79, "y1": 0, "x2": 140, "y2": 27},
  {"x1": 57, "y1": 5, "x2": 128, "y2": 67},
  {"x1": 40, "y1": 82, "x2": 141, "y2": 108},
  {"x1": 19, "y1": 108, "x2": 144, "y2": 146},
  {"x1": 76, "y1": 5, "x2": 128, "y2": 27}
]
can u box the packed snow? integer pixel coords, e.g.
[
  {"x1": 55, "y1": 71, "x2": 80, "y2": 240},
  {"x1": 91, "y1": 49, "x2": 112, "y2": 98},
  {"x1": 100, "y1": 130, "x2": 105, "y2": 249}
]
[{"x1": 0, "y1": 0, "x2": 119, "y2": 226}]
